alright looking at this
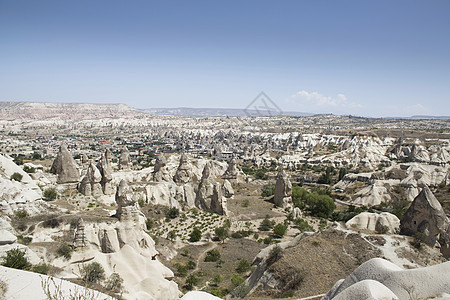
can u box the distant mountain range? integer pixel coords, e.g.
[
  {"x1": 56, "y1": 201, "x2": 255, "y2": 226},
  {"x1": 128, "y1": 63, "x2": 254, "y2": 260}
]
[
  {"x1": 0, "y1": 101, "x2": 448, "y2": 120},
  {"x1": 141, "y1": 107, "x2": 314, "y2": 117}
]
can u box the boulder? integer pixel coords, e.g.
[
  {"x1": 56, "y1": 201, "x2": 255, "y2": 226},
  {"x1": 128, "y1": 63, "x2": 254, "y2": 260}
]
[
  {"x1": 0, "y1": 229, "x2": 17, "y2": 245},
  {"x1": 273, "y1": 170, "x2": 292, "y2": 207},
  {"x1": 346, "y1": 212, "x2": 400, "y2": 234},
  {"x1": 290, "y1": 207, "x2": 301, "y2": 220},
  {"x1": 400, "y1": 186, "x2": 449, "y2": 246},
  {"x1": 50, "y1": 143, "x2": 79, "y2": 183}
]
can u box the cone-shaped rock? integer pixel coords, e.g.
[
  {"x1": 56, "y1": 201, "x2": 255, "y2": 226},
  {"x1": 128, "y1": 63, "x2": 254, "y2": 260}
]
[
  {"x1": 119, "y1": 147, "x2": 130, "y2": 170},
  {"x1": 400, "y1": 186, "x2": 449, "y2": 246},
  {"x1": 115, "y1": 179, "x2": 138, "y2": 222},
  {"x1": 50, "y1": 143, "x2": 80, "y2": 183},
  {"x1": 97, "y1": 149, "x2": 114, "y2": 195},
  {"x1": 153, "y1": 154, "x2": 171, "y2": 182},
  {"x1": 173, "y1": 153, "x2": 192, "y2": 184},
  {"x1": 78, "y1": 161, "x2": 103, "y2": 196},
  {"x1": 222, "y1": 158, "x2": 238, "y2": 179}
]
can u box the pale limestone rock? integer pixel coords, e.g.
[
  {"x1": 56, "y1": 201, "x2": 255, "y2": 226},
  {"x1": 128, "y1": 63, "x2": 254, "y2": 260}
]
[
  {"x1": 274, "y1": 170, "x2": 292, "y2": 207},
  {"x1": 222, "y1": 158, "x2": 238, "y2": 179},
  {"x1": 78, "y1": 161, "x2": 102, "y2": 196},
  {"x1": 119, "y1": 146, "x2": 130, "y2": 170},
  {"x1": 222, "y1": 179, "x2": 234, "y2": 198},
  {"x1": 97, "y1": 149, "x2": 114, "y2": 195},
  {"x1": 50, "y1": 143, "x2": 79, "y2": 183},
  {"x1": 173, "y1": 153, "x2": 192, "y2": 184}
]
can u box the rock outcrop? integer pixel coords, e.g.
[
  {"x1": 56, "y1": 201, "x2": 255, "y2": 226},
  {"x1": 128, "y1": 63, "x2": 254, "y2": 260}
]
[
  {"x1": 222, "y1": 158, "x2": 238, "y2": 179},
  {"x1": 152, "y1": 154, "x2": 171, "y2": 182},
  {"x1": 119, "y1": 147, "x2": 130, "y2": 170},
  {"x1": 273, "y1": 170, "x2": 292, "y2": 207},
  {"x1": 222, "y1": 179, "x2": 234, "y2": 198},
  {"x1": 400, "y1": 186, "x2": 449, "y2": 248},
  {"x1": 323, "y1": 258, "x2": 450, "y2": 300},
  {"x1": 78, "y1": 161, "x2": 103, "y2": 196},
  {"x1": 196, "y1": 162, "x2": 227, "y2": 215},
  {"x1": 173, "y1": 153, "x2": 192, "y2": 184},
  {"x1": 115, "y1": 179, "x2": 139, "y2": 222},
  {"x1": 73, "y1": 218, "x2": 87, "y2": 249},
  {"x1": 50, "y1": 143, "x2": 79, "y2": 183},
  {"x1": 97, "y1": 149, "x2": 114, "y2": 195},
  {"x1": 346, "y1": 212, "x2": 400, "y2": 234}
]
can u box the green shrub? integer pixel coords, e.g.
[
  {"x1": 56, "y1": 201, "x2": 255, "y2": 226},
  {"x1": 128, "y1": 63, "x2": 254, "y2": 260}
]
[
  {"x1": 214, "y1": 226, "x2": 228, "y2": 243},
  {"x1": 185, "y1": 274, "x2": 198, "y2": 290},
  {"x1": 266, "y1": 245, "x2": 282, "y2": 266},
  {"x1": 261, "y1": 183, "x2": 275, "y2": 197},
  {"x1": 189, "y1": 227, "x2": 202, "y2": 242},
  {"x1": 81, "y1": 262, "x2": 105, "y2": 284},
  {"x1": 42, "y1": 217, "x2": 60, "y2": 228},
  {"x1": 31, "y1": 263, "x2": 49, "y2": 275},
  {"x1": 145, "y1": 218, "x2": 153, "y2": 230},
  {"x1": 1, "y1": 248, "x2": 31, "y2": 270},
  {"x1": 235, "y1": 259, "x2": 250, "y2": 273},
  {"x1": 294, "y1": 218, "x2": 313, "y2": 232},
  {"x1": 204, "y1": 249, "x2": 221, "y2": 262},
  {"x1": 241, "y1": 199, "x2": 250, "y2": 207},
  {"x1": 15, "y1": 210, "x2": 28, "y2": 219},
  {"x1": 105, "y1": 272, "x2": 124, "y2": 293},
  {"x1": 23, "y1": 165, "x2": 36, "y2": 173},
  {"x1": 273, "y1": 223, "x2": 287, "y2": 238},
  {"x1": 43, "y1": 188, "x2": 57, "y2": 200},
  {"x1": 231, "y1": 274, "x2": 244, "y2": 288},
  {"x1": 10, "y1": 172, "x2": 23, "y2": 182},
  {"x1": 56, "y1": 243, "x2": 73, "y2": 260},
  {"x1": 166, "y1": 207, "x2": 180, "y2": 219},
  {"x1": 176, "y1": 263, "x2": 188, "y2": 277},
  {"x1": 259, "y1": 215, "x2": 275, "y2": 231},
  {"x1": 212, "y1": 274, "x2": 222, "y2": 286},
  {"x1": 186, "y1": 260, "x2": 196, "y2": 270}
]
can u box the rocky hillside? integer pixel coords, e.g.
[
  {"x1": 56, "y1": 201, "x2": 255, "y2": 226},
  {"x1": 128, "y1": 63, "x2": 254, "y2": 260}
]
[{"x1": 0, "y1": 102, "x2": 143, "y2": 120}]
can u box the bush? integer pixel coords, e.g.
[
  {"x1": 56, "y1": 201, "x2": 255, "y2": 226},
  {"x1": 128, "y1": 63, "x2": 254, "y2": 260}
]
[
  {"x1": 185, "y1": 274, "x2": 198, "y2": 290},
  {"x1": 10, "y1": 172, "x2": 23, "y2": 182},
  {"x1": 186, "y1": 260, "x2": 196, "y2": 270},
  {"x1": 235, "y1": 259, "x2": 250, "y2": 273},
  {"x1": 43, "y1": 188, "x2": 57, "y2": 200},
  {"x1": 56, "y1": 243, "x2": 73, "y2": 260},
  {"x1": 259, "y1": 215, "x2": 275, "y2": 231},
  {"x1": 189, "y1": 227, "x2": 202, "y2": 242},
  {"x1": 214, "y1": 226, "x2": 228, "y2": 243},
  {"x1": 145, "y1": 218, "x2": 153, "y2": 230},
  {"x1": 15, "y1": 210, "x2": 28, "y2": 219},
  {"x1": 241, "y1": 199, "x2": 250, "y2": 207},
  {"x1": 166, "y1": 207, "x2": 180, "y2": 219},
  {"x1": 23, "y1": 165, "x2": 35, "y2": 173},
  {"x1": 266, "y1": 245, "x2": 282, "y2": 266},
  {"x1": 294, "y1": 218, "x2": 313, "y2": 232},
  {"x1": 273, "y1": 223, "x2": 287, "y2": 238},
  {"x1": 231, "y1": 274, "x2": 244, "y2": 288},
  {"x1": 1, "y1": 248, "x2": 31, "y2": 270},
  {"x1": 261, "y1": 183, "x2": 275, "y2": 197},
  {"x1": 306, "y1": 192, "x2": 336, "y2": 218},
  {"x1": 32, "y1": 263, "x2": 49, "y2": 275},
  {"x1": 212, "y1": 274, "x2": 222, "y2": 286},
  {"x1": 81, "y1": 262, "x2": 105, "y2": 284},
  {"x1": 204, "y1": 249, "x2": 221, "y2": 262},
  {"x1": 42, "y1": 217, "x2": 60, "y2": 228},
  {"x1": 105, "y1": 272, "x2": 124, "y2": 293},
  {"x1": 176, "y1": 264, "x2": 188, "y2": 277},
  {"x1": 13, "y1": 156, "x2": 23, "y2": 165}
]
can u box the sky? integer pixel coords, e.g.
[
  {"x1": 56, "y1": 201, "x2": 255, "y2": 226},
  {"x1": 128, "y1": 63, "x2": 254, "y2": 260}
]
[{"x1": 1, "y1": 1, "x2": 449, "y2": 117}]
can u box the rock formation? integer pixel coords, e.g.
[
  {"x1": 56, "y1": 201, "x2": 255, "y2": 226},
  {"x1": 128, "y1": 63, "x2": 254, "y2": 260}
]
[
  {"x1": 119, "y1": 146, "x2": 130, "y2": 170},
  {"x1": 273, "y1": 169, "x2": 292, "y2": 207},
  {"x1": 50, "y1": 143, "x2": 79, "y2": 183},
  {"x1": 222, "y1": 157, "x2": 238, "y2": 179},
  {"x1": 173, "y1": 153, "x2": 192, "y2": 184},
  {"x1": 400, "y1": 186, "x2": 449, "y2": 249},
  {"x1": 323, "y1": 258, "x2": 450, "y2": 300},
  {"x1": 97, "y1": 149, "x2": 114, "y2": 195},
  {"x1": 222, "y1": 179, "x2": 234, "y2": 198},
  {"x1": 290, "y1": 207, "x2": 301, "y2": 219},
  {"x1": 152, "y1": 154, "x2": 171, "y2": 182},
  {"x1": 73, "y1": 218, "x2": 87, "y2": 249},
  {"x1": 196, "y1": 162, "x2": 227, "y2": 215},
  {"x1": 78, "y1": 161, "x2": 103, "y2": 197},
  {"x1": 346, "y1": 212, "x2": 400, "y2": 234},
  {"x1": 115, "y1": 179, "x2": 139, "y2": 222}
]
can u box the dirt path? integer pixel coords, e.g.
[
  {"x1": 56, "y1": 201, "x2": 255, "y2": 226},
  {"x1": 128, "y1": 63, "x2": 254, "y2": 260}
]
[{"x1": 192, "y1": 242, "x2": 218, "y2": 273}]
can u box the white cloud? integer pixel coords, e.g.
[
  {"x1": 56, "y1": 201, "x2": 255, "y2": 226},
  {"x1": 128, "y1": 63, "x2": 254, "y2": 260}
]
[{"x1": 287, "y1": 90, "x2": 362, "y2": 113}]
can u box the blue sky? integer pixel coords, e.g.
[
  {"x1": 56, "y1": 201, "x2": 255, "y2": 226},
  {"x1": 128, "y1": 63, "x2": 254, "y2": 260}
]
[{"x1": 1, "y1": 1, "x2": 449, "y2": 117}]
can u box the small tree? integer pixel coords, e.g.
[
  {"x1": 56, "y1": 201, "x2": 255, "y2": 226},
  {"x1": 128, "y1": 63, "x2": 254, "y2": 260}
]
[
  {"x1": 81, "y1": 262, "x2": 105, "y2": 284},
  {"x1": 56, "y1": 243, "x2": 73, "y2": 260},
  {"x1": 43, "y1": 188, "x2": 57, "y2": 200},
  {"x1": 214, "y1": 226, "x2": 228, "y2": 243},
  {"x1": 231, "y1": 274, "x2": 244, "y2": 288},
  {"x1": 1, "y1": 248, "x2": 31, "y2": 270},
  {"x1": 185, "y1": 274, "x2": 198, "y2": 290},
  {"x1": 235, "y1": 259, "x2": 250, "y2": 274},
  {"x1": 204, "y1": 249, "x2": 221, "y2": 262},
  {"x1": 166, "y1": 207, "x2": 180, "y2": 219},
  {"x1": 259, "y1": 215, "x2": 275, "y2": 231},
  {"x1": 273, "y1": 223, "x2": 287, "y2": 238},
  {"x1": 189, "y1": 227, "x2": 202, "y2": 242},
  {"x1": 10, "y1": 172, "x2": 23, "y2": 182},
  {"x1": 105, "y1": 272, "x2": 124, "y2": 293}
]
